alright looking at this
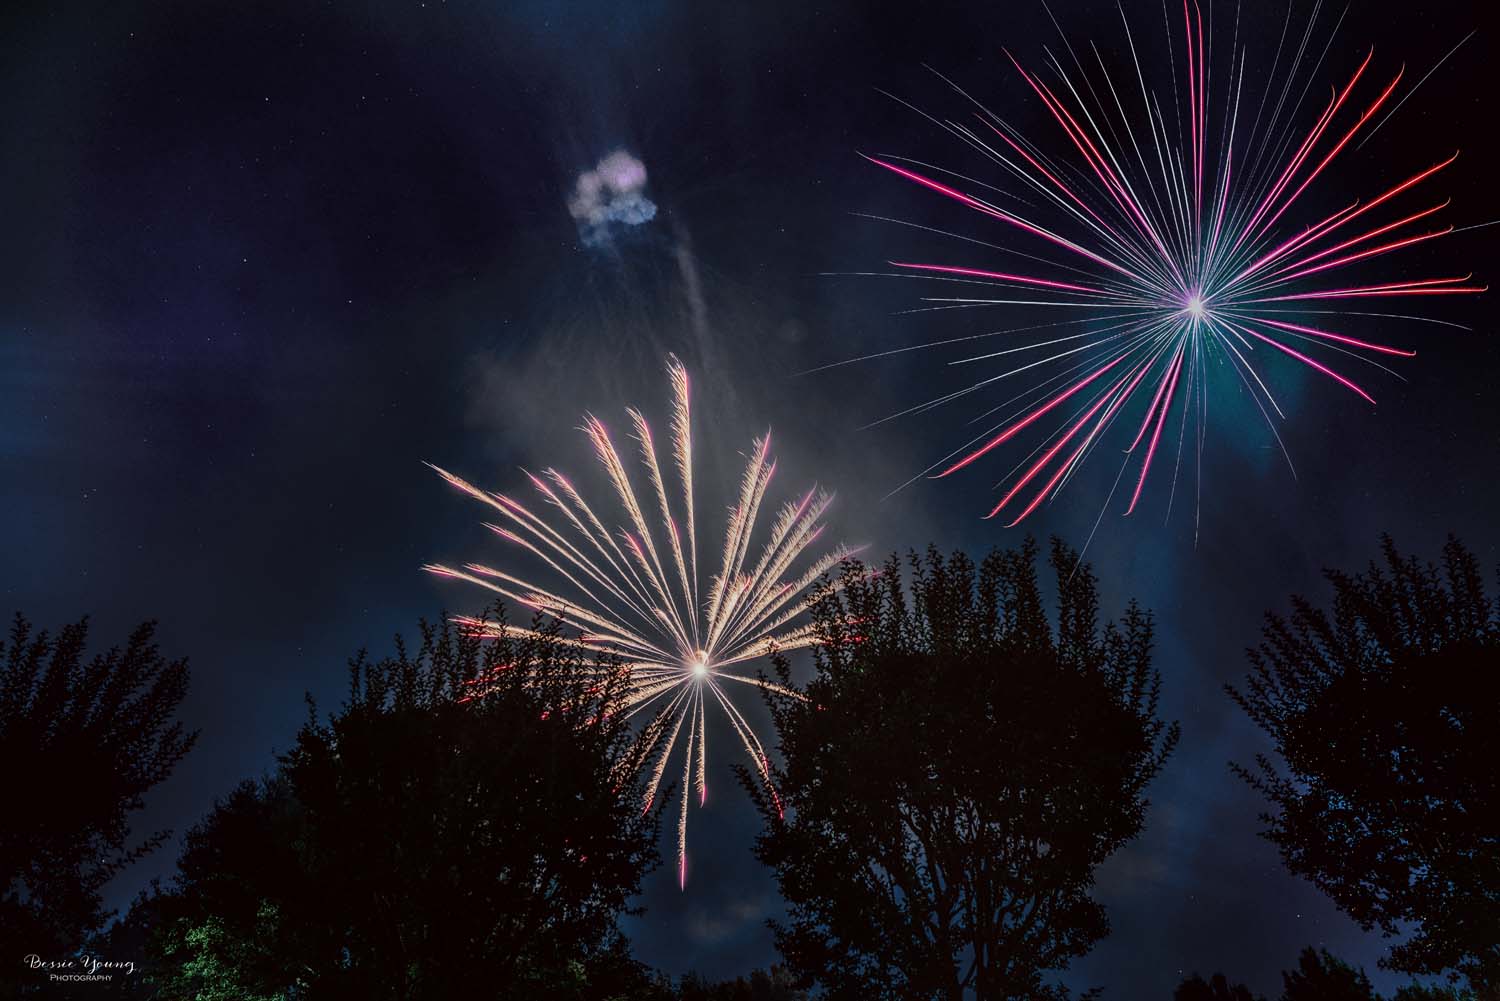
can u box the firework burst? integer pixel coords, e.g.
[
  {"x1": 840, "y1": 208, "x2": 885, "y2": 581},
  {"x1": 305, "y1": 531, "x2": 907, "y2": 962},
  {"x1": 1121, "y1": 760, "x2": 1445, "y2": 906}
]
[
  {"x1": 846, "y1": 1, "x2": 1483, "y2": 534},
  {"x1": 426, "y1": 357, "x2": 855, "y2": 887}
]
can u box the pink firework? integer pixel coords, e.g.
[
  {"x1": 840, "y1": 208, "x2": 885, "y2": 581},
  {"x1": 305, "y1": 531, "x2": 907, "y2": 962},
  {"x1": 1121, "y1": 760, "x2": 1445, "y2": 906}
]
[{"x1": 849, "y1": 2, "x2": 1483, "y2": 532}]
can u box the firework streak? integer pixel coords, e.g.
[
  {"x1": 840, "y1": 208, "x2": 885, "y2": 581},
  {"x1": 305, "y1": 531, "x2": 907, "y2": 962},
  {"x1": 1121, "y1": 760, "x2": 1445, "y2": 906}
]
[
  {"x1": 857, "y1": 1, "x2": 1483, "y2": 528},
  {"x1": 427, "y1": 357, "x2": 856, "y2": 887}
]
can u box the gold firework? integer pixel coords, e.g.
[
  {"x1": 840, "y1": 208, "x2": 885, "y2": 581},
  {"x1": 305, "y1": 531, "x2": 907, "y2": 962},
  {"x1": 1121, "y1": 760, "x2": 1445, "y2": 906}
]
[{"x1": 427, "y1": 356, "x2": 855, "y2": 886}]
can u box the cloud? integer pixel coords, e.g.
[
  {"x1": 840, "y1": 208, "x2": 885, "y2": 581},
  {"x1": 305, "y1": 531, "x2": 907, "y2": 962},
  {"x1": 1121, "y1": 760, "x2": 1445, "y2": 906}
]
[{"x1": 567, "y1": 150, "x2": 657, "y2": 247}]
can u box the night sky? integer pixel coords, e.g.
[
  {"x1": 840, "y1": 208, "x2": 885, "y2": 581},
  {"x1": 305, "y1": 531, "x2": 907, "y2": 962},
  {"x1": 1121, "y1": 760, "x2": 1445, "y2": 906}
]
[{"x1": 3, "y1": 1, "x2": 1496, "y2": 997}]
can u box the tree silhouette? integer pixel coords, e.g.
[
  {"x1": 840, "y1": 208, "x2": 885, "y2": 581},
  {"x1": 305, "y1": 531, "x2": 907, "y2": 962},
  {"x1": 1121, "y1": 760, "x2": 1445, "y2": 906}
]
[
  {"x1": 147, "y1": 611, "x2": 666, "y2": 1000},
  {"x1": 1229, "y1": 537, "x2": 1500, "y2": 995},
  {"x1": 676, "y1": 965, "x2": 808, "y2": 1000},
  {"x1": 1173, "y1": 973, "x2": 1263, "y2": 1001},
  {"x1": 1391, "y1": 986, "x2": 1480, "y2": 1001},
  {"x1": 743, "y1": 540, "x2": 1179, "y2": 1001},
  {"x1": 1279, "y1": 947, "x2": 1376, "y2": 1000},
  {"x1": 1, "y1": 614, "x2": 195, "y2": 989},
  {"x1": 1172, "y1": 948, "x2": 1477, "y2": 1001}
]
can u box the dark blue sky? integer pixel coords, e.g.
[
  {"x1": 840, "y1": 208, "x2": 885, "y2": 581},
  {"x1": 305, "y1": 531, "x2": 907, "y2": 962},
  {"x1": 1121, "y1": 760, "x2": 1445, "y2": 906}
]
[{"x1": 2, "y1": 0, "x2": 1495, "y2": 997}]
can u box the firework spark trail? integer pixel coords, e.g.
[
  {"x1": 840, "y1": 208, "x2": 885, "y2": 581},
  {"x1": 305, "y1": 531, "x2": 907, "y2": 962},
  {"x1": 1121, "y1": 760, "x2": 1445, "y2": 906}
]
[
  {"x1": 852, "y1": 3, "x2": 1483, "y2": 530},
  {"x1": 427, "y1": 356, "x2": 856, "y2": 887}
]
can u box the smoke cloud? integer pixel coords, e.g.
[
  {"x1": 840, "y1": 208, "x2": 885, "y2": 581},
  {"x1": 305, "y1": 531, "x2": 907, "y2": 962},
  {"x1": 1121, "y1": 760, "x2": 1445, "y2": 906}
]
[{"x1": 567, "y1": 150, "x2": 657, "y2": 246}]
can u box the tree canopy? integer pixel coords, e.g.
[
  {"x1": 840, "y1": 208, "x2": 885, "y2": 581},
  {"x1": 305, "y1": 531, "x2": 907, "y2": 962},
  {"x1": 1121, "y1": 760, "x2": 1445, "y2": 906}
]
[
  {"x1": 1, "y1": 614, "x2": 195, "y2": 991},
  {"x1": 147, "y1": 612, "x2": 665, "y2": 1000},
  {"x1": 1174, "y1": 972, "x2": 1262, "y2": 1001},
  {"x1": 1173, "y1": 947, "x2": 1481, "y2": 1001},
  {"x1": 1230, "y1": 537, "x2": 1500, "y2": 994},
  {"x1": 744, "y1": 540, "x2": 1179, "y2": 1001},
  {"x1": 675, "y1": 965, "x2": 808, "y2": 1000},
  {"x1": 1278, "y1": 947, "x2": 1377, "y2": 1001}
]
